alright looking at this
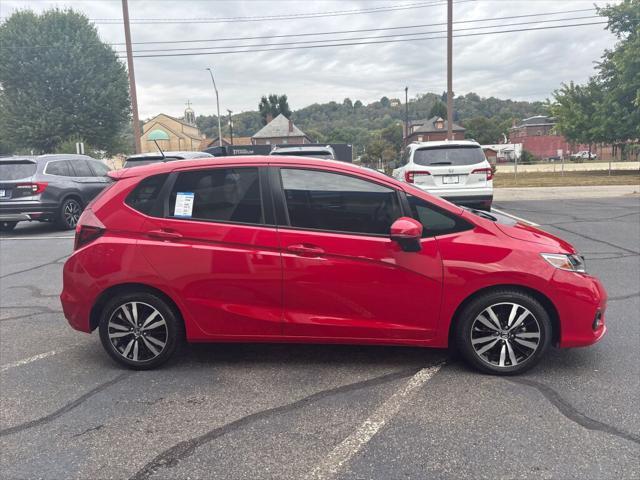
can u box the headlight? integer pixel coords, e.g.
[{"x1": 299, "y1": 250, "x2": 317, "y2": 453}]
[{"x1": 541, "y1": 253, "x2": 586, "y2": 273}]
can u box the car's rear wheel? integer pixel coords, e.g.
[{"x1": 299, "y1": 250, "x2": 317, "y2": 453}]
[
  {"x1": 0, "y1": 221, "x2": 17, "y2": 232},
  {"x1": 455, "y1": 290, "x2": 551, "y2": 375},
  {"x1": 56, "y1": 197, "x2": 83, "y2": 230},
  {"x1": 98, "y1": 292, "x2": 184, "y2": 370}
]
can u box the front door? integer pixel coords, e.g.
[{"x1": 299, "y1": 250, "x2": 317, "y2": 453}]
[
  {"x1": 139, "y1": 166, "x2": 282, "y2": 337},
  {"x1": 274, "y1": 167, "x2": 442, "y2": 341}
]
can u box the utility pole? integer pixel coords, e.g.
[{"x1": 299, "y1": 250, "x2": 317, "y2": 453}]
[
  {"x1": 446, "y1": 0, "x2": 453, "y2": 140},
  {"x1": 227, "y1": 109, "x2": 234, "y2": 146},
  {"x1": 404, "y1": 86, "x2": 409, "y2": 145},
  {"x1": 122, "y1": 0, "x2": 141, "y2": 153},
  {"x1": 206, "y1": 67, "x2": 222, "y2": 146}
]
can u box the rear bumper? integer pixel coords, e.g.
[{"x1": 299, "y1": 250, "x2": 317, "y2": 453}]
[
  {"x1": 0, "y1": 201, "x2": 58, "y2": 222},
  {"x1": 412, "y1": 186, "x2": 493, "y2": 205}
]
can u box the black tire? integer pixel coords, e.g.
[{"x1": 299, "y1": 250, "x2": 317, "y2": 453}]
[
  {"x1": 99, "y1": 291, "x2": 184, "y2": 370},
  {"x1": 455, "y1": 289, "x2": 551, "y2": 375},
  {"x1": 0, "y1": 221, "x2": 17, "y2": 232},
  {"x1": 56, "y1": 197, "x2": 83, "y2": 230}
]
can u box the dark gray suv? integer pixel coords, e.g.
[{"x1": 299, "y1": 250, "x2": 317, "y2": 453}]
[{"x1": 0, "y1": 154, "x2": 112, "y2": 231}]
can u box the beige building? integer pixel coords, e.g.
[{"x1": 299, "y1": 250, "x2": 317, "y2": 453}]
[{"x1": 140, "y1": 104, "x2": 204, "y2": 153}]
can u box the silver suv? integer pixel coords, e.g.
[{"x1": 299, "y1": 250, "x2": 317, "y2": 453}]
[{"x1": 392, "y1": 140, "x2": 493, "y2": 211}]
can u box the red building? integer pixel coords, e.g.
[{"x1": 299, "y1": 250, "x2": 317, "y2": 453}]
[{"x1": 508, "y1": 116, "x2": 589, "y2": 159}]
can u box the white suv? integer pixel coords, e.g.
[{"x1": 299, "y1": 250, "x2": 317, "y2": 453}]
[{"x1": 392, "y1": 140, "x2": 493, "y2": 211}]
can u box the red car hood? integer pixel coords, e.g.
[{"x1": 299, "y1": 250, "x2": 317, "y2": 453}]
[{"x1": 495, "y1": 222, "x2": 576, "y2": 253}]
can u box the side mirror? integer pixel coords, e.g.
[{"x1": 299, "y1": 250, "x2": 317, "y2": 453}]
[{"x1": 390, "y1": 217, "x2": 423, "y2": 252}]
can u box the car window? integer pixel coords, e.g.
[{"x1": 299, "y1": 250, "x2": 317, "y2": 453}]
[
  {"x1": 413, "y1": 146, "x2": 486, "y2": 166},
  {"x1": 69, "y1": 159, "x2": 94, "y2": 177},
  {"x1": 45, "y1": 160, "x2": 72, "y2": 176},
  {"x1": 89, "y1": 160, "x2": 111, "y2": 176},
  {"x1": 407, "y1": 194, "x2": 472, "y2": 236},
  {"x1": 125, "y1": 174, "x2": 169, "y2": 216},
  {"x1": 0, "y1": 161, "x2": 37, "y2": 180},
  {"x1": 280, "y1": 168, "x2": 401, "y2": 235},
  {"x1": 168, "y1": 167, "x2": 263, "y2": 224},
  {"x1": 400, "y1": 148, "x2": 411, "y2": 166}
]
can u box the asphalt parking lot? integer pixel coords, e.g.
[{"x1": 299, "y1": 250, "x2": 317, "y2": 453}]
[{"x1": 1, "y1": 196, "x2": 639, "y2": 479}]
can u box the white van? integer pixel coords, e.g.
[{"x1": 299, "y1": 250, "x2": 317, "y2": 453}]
[{"x1": 392, "y1": 140, "x2": 493, "y2": 211}]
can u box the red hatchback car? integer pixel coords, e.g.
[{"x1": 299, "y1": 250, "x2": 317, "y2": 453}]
[{"x1": 60, "y1": 156, "x2": 607, "y2": 374}]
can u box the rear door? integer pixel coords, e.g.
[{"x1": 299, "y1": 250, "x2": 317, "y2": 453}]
[
  {"x1": 0, "y1": 159, "x2": 37, "y2": 201},
  {"x1": 272, "y1": 166, "x2": 443, "y2": 341},
  {"x1": 68, "y1": 158, "x2": 110, "y2": 204},
  {"x1": 138, "y1": 165, "x2": 283, "y2": 337}
]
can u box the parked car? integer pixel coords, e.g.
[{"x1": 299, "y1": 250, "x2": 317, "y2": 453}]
[
  {"x1": 0, "y1": 154, "x2": 111, "y2": 231},
  {"x1": 61, "y1": 155, "x2": 606, "y2": 374},
  {"x1": 392, "y1": 140, "x2": 493, "y2": 211},
  {"x1": 123, "y1": 151, "x2": 212, "y2": 169},
  {"x1": 570, "y1": 151, "x2": 597, "y2": 161},
  {"x1": 269, "y1": 145, "x2": 336, "y2": 160}
]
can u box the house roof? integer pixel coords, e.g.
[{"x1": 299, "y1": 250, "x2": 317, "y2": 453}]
[
  {"x1": 252, "y1": 114, "x2": 308, "y2": 139},
  {"x1": 411, "y1": 116, "x2": 465, "y2": 133},
  {"x1": 517, "y1": 115, "x2": 555, "y2": 127}
]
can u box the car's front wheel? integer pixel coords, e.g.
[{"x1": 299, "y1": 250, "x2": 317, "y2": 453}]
[
  {"x1": 455, "y1": 290, "x2": 551, "y2": 375},
  {"x1": 0, "y1": 221, "x2": 17, "y2": 232},
  {"x1": 98, "y1": 292, "x2": 184, "y2": 370}
]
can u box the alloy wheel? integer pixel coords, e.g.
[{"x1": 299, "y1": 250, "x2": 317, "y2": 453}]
[
  {"x1": 107, "y1": 302, "x2": 168, "y2": 363},
  {"x1": 470, "y1": 302, "x2": 541, "y2": 368},
  {"x1": 63, "y1": 200, "x2": 81, "y2": 228}
]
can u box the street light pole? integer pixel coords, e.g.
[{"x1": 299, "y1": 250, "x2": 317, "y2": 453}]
[
  {"x1": 206, "y1": 67, "x2": 222, "y2": 147},
  {"x1": 446, "y1": 0, "x2": 453, "y2": 140},
  {"x1": 404, "y1": 86, "x2": 409, "y2": 145},
  {"x1": 227, "y1": 109, "x2": 234, "y2": 146},
  {"x1": 122, "y1": 0, "x2": 141, "y2": 153}
]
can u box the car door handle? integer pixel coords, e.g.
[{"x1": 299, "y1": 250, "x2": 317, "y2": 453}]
[
  {"x1": 286, "y1": 244, "x2": 325, "y2": 257},
  {"x1": 147, "y1": 229, "x2": 183, "y2": 241}
]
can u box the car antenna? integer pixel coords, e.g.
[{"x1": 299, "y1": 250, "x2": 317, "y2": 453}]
[{"x1": 147, "y1": 130, "x2": 169, "y2": 159}]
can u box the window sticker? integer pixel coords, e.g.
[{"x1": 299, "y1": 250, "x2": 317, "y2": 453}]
[{"x1": 174, "y1": 192, "x2": 194, "y2": 218}]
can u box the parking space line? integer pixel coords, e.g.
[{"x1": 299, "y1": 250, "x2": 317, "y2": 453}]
[
  {"x1": 0, "y1": 236, "x2": 74, "y2": 240},
  {"x1": 306, "y1": 363, "x2": 443, "y2": 480},
  {"x1": 1, "y1": 349, "x2": 61, "y2": 372},
  {"x1": 492, "y1": 207, "x2": 539, "y2": 226}
]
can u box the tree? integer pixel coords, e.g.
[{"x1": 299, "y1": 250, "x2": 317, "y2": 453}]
[
  {"x1": 462, "y1": 117, "x2": 505, "y2": 145},
  {"x1": 380, "y1": 124, "x2": 403, "y2": 153},
  {"x1": 594, "y1": 0, "x2": 639, "y2": 157},
  {"x1": 0, "y1": 9, "x2": 131, "y2": 153},
  {"x1": 429, "y1": 100, "x2": 448, "y2": 119},
  {"x1": 551, "y1": 81, "x2": 601, "y2": 156},
  {"x1": 342, "y1": 98, "x2": 353, "y2": 109},
  {"x1": 354, "y1": 100, "x2": 363, "y2": 109},
  {"x1": 258, "y1": 94, "x2": 291, "y2": 124},
  {"x1": 380, "y1": 96, "x2": 391, "y2": 108}
]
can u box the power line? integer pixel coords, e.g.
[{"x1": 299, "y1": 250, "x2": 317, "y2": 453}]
[
  {"x1": 0, "y1": 8, "x2": 599, "y2": 50},
  {"x1": 82, "y1": 1, "x2": 459, "y2": 24},
  {"x1": 117, "y1": 21, "x2": 607, "y2": 59},
  {"x1": 113, "y1": 7, "x2": 596, "y2": 46},
  {"x1": 116, "y1": 16, "x2": 600, "y2": 54}
]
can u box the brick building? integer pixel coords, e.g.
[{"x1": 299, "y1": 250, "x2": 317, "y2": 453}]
[
  {"x1": 405, "y1": 116, "x2": 465, "y2": 144},
  {"x1": 508, "y1": 115, "x2": 590, "y2": 159}
]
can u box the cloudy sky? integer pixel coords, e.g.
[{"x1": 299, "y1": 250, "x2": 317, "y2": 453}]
[{"x1": 1, "y1": 0, "x2": 620, "y2": 119}]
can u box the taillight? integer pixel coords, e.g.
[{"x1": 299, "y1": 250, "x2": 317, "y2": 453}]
[
  {"x1": 15, "y1": 182, "x2": 48, "y2": 196},
  {"x1": 404, "y1": 171, "x2": 430, "y2": 183},
  {"x1": 471, "y1": 168, "x2": 493, "y2": 181},
  {"x1": 74, "y1": 208, "x2": 105, "y2": 250}
]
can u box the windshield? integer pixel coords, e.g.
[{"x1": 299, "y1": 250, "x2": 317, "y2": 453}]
[
  {"x1": 413, "y1": 146, "x2": 485, "y2": 166},
  {"x1": 0, "y1": 161, "x2": 37, "y2": 180},
  {"x1": 272, "y1": 151, "x2": 333, "y2": 159}
]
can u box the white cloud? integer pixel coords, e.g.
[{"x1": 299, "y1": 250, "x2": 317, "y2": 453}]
[{"x1": 2, "y1": 0, "x2": 619, "y2": 117}]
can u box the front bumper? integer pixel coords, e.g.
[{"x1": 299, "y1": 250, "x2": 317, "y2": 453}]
[
  {"x1": 550, "y1": 269, "x2": 608, "y2": 348},
  {"x1": 0, "y1": 201, "x2": 58, "y2": 222}
]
